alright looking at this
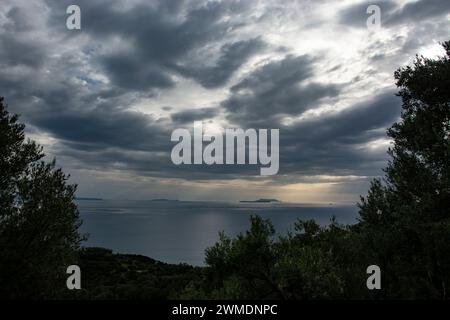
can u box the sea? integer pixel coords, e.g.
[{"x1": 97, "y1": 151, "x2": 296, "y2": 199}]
[{"x1": 77, "y1": 200, "x2": 359, "y2": 266}]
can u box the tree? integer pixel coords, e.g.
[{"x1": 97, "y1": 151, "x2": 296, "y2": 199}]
[
  {"x1": 204, "y1": 216, "x2": 345, "y2": 299},
  {"x1": 358, "y1": 41, "x2": 450, "y2": 298},
  {"x1": 0, "y1": 97, "x2": 85, "y2": 299},
  {"x1": 205, "y1": 215, "x2": 280, "y2": 299}
]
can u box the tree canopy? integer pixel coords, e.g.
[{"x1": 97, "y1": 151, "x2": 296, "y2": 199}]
[{"x1": 0, "y1": 97, "x2": 84, "y2": 299}]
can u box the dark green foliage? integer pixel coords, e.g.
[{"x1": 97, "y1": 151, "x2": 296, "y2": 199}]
[
  {"x1": 355, "y1": 41, "x2": 450, "y2": 299},
  {"x1": 203, "y1": 216, "x2": 344, "y2": 299},
  {"x1": 68, "y1": 247, "x2": 203, "y2": 299},
  {"x1": 0, "y1": 97, "x2": 84, "y2": 299}
]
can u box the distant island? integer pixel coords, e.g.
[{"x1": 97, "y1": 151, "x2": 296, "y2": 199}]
[
  {"x1": 149, "y1": 199, "x2": 179, "y2": 202},
  {"x1": 75, "y1": 197, "x2": 103, "y2": 201},
  {"x1": 240, "y1": 198, "x2": 280, "y2": 203}
]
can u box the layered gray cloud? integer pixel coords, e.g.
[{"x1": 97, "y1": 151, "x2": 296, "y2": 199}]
[
  {"x1": 0, "y1": 0, "x2": 448, "y2": 201},
  {"x1": 222, "y1": 55, "x2": 340, "y2": 126},
  {"x1": 44, "y1": 0, "x2": 259, "y2": 92},
  {"x1": 0, "y1": 33, "x2": 47, "y2": 68},
  {"x1": 173, "y1": 38, "x2": 266, "y2": 88},
  {"x1": 33, "y1": 107, "x2": 170, "y2": 152},
  {"x1": 279, "y1": 91, "x2": 401, "y2": 176}
]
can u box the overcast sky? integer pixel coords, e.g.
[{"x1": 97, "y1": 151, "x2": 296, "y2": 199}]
[{"x1": 1, "y1": 0, "x2": 449, "y2": 203}]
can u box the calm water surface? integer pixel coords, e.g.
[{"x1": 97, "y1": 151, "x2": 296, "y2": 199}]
[{"x1": 78, "y1": 200, "x2": 359, "y2": 265}]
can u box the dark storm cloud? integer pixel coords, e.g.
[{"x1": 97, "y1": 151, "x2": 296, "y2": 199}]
[
  {"x1": 173, "y1": 38, "x2": 266, "y2": 88},
  {"x1": 222, "y1": 55, "x2": 340, "y2": 126},
  {"x1": 0, "y1": 33, "x2": 46, "y2": 69},
  {"x1": 53, "y1": 90, "x2": 401, "y2": 180},
  {"x1": 33, "y1": 107, "x2": 170, "y2": 152},
  {"x1": 283, "y1": 91, "x2": 400, "y2": 147},
  {"x1": 0, "y1": 73, "x2": 171, "y2": 155},
  {"x1": 0, "y1": 0, "x2": 259, "y2": 170},
  {"x1": 171, "y1": 107, "x2": 219, "y2": 124},
  {"x1": 44, "y1": 0, "x2": 260, "y2": 91},
  {"x1": 0, "y1": 0, "x2": 418, "y2": 186},
  {"x1": 278, "y1": 91, "x2": 402, "y2": 176},
  {"x1": 101, "y1": 54, "x2": 175, "y2": 90}
]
